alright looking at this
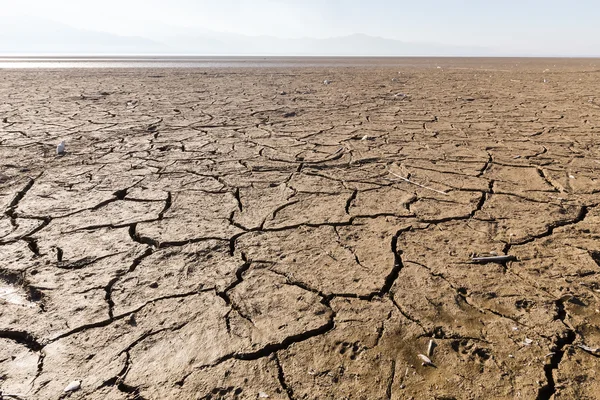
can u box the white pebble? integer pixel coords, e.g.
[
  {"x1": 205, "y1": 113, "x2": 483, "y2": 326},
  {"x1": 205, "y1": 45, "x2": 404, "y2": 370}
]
[{"x1": 64, "y1": 380, "x2": 81, "y2": 392}]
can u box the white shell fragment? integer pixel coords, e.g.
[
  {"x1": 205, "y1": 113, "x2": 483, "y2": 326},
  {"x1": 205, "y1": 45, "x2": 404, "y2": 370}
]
[
  {"x1": 523, "y1": 338, "x2": 534, "y2": 345},
  {"x1": 427, "y1": 339, "x2": 435, "y2": 357},
  {"x1": 64, "y1": 380, "x2": 81, "y2": 392},
  {"x1": 578, "y1": 344, "x2": 600, "y2": 353},
  {"x1": 417, "y1": 353, "x2": 433, "y2": 366},
  {"x1": 361, "y1": 135, "x2": 369, "y2": 141},
  {"x1": 259, "y1": 392, "x2": 270, "y2": 398},
  {"x1": 323, "y1": 80, "x2": 331, "y2": 85},
  {"x1": 57, "y1": 141, "x2": 66, "y2": 155}
]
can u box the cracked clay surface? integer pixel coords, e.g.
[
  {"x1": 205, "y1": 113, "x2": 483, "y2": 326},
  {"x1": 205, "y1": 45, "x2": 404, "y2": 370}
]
[{"x1": 2, "y1": 58, "x2": 600, "y2": 399}]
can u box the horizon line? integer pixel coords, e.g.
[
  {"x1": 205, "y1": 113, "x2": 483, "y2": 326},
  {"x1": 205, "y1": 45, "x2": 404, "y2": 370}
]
[{"x1": 2, "y1": 54, "x2": 600, "y2": 59}]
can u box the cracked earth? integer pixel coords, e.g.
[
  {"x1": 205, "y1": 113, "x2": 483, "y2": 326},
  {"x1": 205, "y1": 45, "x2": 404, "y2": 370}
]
[{"x1": 2, "y1": 58, "x2": 600, "y2": 399}]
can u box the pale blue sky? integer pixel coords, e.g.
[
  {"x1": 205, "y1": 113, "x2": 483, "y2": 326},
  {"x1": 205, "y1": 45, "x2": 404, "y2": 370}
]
[{"x1": 1, "y1": 0, "x2": 599, "y2": 55}]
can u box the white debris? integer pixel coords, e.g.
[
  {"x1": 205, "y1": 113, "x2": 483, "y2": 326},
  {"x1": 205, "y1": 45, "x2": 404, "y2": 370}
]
[
  {"x1": 323, "y1": 80, "x2": 331, "y2": 85},
  {"x1": 361, "y1": 135, "x2": 369, "y2": 141},
  {"x1": 417, "y1": 353, "x2": 433, "y2": 366},
  {"x1": 578, "y1": 344, "x2": 600, "y2": 353},
  {"x1": 427, "y1": 339, "x2": 435, "y2": 357},
  {"x1": 523, "y1": 338, "x2": 534, "y2": 346},
  {"x1": 259, "y1": 392, "x2": 270, "y2": 398},
  {"x1": 0, "y1": 285, "x2": 36, "y2": 308},
  {"x1": 57, "y1": 141, "x2": 66, "y2": 156},
  {"x1": 64, "y1": 380, "x2": 81, "y2": 392}
]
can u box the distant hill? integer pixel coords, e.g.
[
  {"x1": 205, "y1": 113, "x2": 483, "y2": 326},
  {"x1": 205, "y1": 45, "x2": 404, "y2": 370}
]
[
  {"x1": 0, "y1": 17, "x2": 170, "y2": 54},
  {"x1": 0, "y1": 17, "x2": 488, "y2": 56},
  {"x1": 154, "y1": 32, "x2": 488, "y2": 56}
]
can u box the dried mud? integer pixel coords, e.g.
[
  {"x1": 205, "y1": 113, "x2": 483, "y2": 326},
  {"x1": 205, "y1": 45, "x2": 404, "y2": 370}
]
[{"x1": 2, "y1": 58, "x2": 600, "y2": 399}]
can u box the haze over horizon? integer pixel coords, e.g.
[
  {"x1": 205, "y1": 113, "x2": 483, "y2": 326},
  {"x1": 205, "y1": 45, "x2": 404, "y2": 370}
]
[{"x1": 1, "y1": 0, "x2": 599, "y2": 56}]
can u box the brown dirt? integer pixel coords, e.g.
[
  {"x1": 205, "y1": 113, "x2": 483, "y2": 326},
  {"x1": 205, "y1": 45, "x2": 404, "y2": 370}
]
[{"x1": 2, "y1": 58, "x2": 600, "y2": 399}]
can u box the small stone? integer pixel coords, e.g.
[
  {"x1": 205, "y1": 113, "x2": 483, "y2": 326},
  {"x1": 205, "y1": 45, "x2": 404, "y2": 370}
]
[
  {"x1": 127, "y1": 314, "x2": 137, "y2": 326},
  {"x1": 57, "y1": 141, "x2": 66, "y2": 156},
  {"x1": 149, "y1": 281, "x2": 159, "y2": 288},
  {"x1": 64, "y1": 380, "x2": 81, "y2": 392}
]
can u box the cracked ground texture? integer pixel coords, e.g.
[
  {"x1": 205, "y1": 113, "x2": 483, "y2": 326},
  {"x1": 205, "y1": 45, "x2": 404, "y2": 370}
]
[{"x1": 2, "y1": 58, "x2": 600, "y2": 399}]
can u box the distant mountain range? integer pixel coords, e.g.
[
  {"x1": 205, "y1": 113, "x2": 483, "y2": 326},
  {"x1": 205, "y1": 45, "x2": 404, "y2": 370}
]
[
  {"x1": 0, "y1": 18, "x2": 169, "y2": 54},
  {"x1": 157, "y1": 32, "x2": 489, "y2": 56},
  {"x1": 0, "y1": 17, "x2": 490, "y2": 56}
]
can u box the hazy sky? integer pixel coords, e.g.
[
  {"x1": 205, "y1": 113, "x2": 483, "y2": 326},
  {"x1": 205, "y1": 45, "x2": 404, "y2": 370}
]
[{"x1": 2, "y1": 0, "x2": 599, "y2": 55}]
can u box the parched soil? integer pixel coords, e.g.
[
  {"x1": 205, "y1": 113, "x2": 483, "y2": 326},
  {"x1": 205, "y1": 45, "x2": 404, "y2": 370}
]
[{"x1": 2, "y1": 58, "x2": 600, "y2": 399}]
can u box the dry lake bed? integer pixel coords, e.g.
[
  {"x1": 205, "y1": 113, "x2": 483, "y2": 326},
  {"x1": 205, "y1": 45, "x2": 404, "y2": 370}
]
[{"x1": 2, "y1": 58, "x2": 600, "y2": 399}]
